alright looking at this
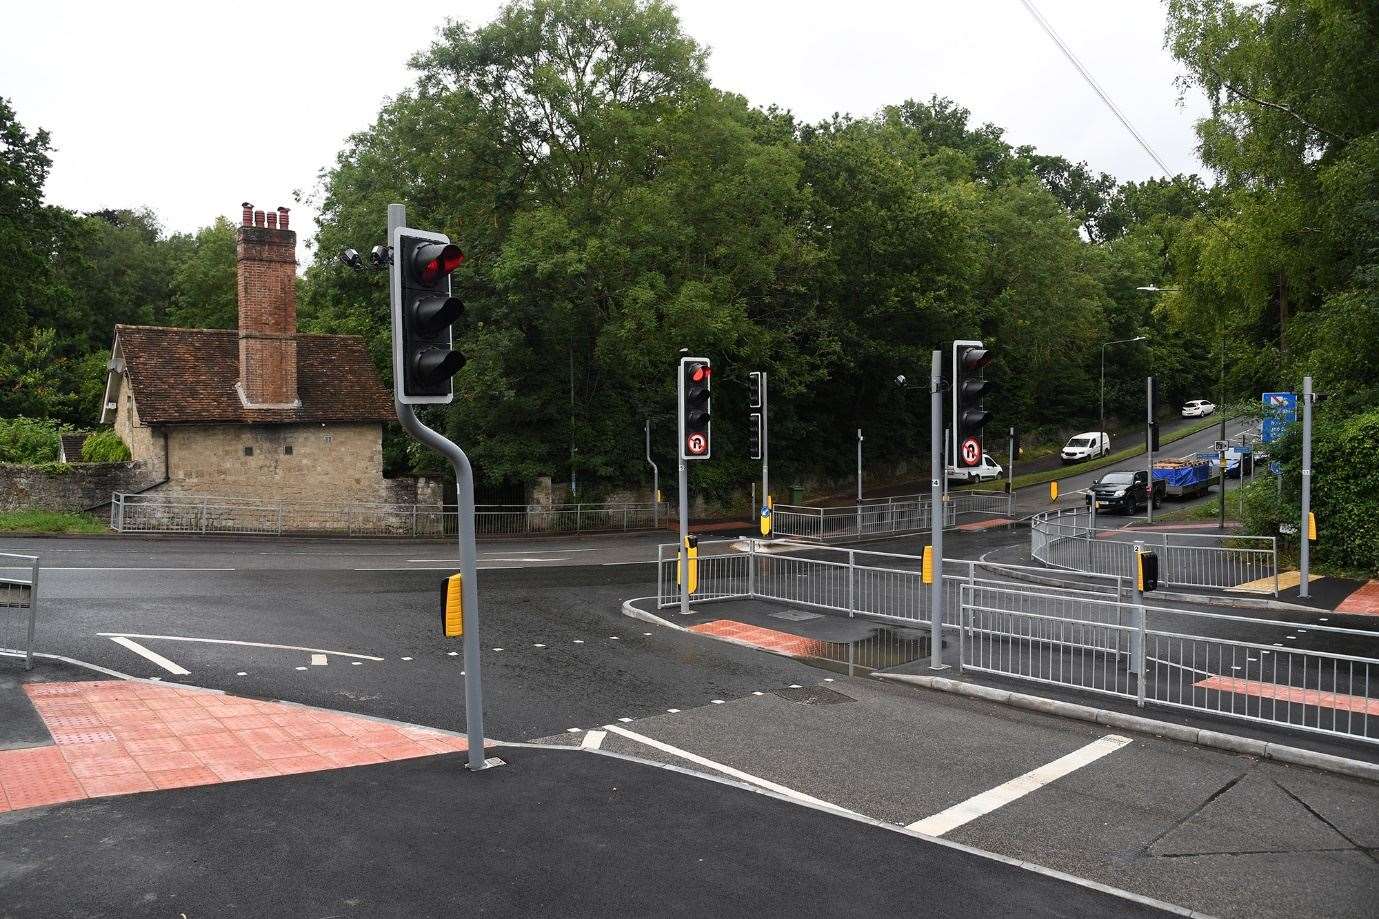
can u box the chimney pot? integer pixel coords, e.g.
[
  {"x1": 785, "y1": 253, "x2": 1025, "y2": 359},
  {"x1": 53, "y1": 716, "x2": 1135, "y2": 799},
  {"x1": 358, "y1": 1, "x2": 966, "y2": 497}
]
[
  {"x1": 241, "y1": 202, "x2": 253, "y2": 226},
  {"x1": 277, "y1": 206, "x2": 290, "y2": 230},
  {"x1": 254, "y1": 210, "x2": 265, "y2": 227},
  {"x1": 266, "y1": 212, "x2": 278, "y2": 229}
]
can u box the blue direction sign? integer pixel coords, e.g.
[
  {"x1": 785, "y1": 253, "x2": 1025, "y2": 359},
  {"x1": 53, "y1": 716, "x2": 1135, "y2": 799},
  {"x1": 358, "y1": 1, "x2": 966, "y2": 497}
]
[{"x1": 1261, "y1": 392, "x2": 1297, "y2": 443}]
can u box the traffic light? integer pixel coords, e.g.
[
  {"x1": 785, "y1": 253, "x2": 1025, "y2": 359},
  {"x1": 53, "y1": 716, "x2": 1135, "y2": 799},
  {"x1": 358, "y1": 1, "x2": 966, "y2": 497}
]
[
  {"x1": 680, "y1": 356, "x2": 711, "y2": 460},
  {"x1": 952, "y1": 340, "x2": 994, "y2": 468},
  {"x1": 749, "y1": 412, "x2": 763, "y2": 460},
  {"x1": 1148, "y1": 421, "x2": 1160, "y2": 452},
  {"x1": 748, "y1": 371, "x2": 764, "y2": 409},
  {"x1": 391, "y1": 226, "x2": 465, "y2": 404}
]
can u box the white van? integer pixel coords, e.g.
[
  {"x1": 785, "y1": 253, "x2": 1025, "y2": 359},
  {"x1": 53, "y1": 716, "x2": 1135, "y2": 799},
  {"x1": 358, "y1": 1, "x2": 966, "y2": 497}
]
[{"x1": 1061, "y1": 432, "x2": 1110, "y2": 464}]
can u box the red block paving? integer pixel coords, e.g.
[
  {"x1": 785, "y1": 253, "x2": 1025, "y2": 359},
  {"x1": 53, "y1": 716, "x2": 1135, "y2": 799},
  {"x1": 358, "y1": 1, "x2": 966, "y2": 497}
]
[
  {"x1": 1194, "y1": 675, "x2": 1379, "y2": 716},
  {"x1": 1336, "y1": 580, "x2": 1379, "y2": 616},
  {"x1": 689, "y1": 619, "x2": 832, "y2": 659},
  {"x1": 0, "y1": 680, "x2": 472, "y2": 813},
  {"x1": 957, "y1": 517, "x2": 1010, "y2": 532}
]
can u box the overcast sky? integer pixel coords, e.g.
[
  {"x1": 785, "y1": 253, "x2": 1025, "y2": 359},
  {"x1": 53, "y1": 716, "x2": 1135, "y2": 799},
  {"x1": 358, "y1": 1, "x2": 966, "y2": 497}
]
[{"x1": 2, "y1": 1, "x2": 1209, "y2": 260}]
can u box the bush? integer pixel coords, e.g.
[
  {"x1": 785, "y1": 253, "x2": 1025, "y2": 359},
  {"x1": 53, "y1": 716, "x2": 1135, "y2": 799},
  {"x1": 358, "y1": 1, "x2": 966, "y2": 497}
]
[
  {"x1": 81, "y1": 429, "x2": 131, "y2": 463},
  {"x1": 0, "y1": 417, "x2": 62, "y2": 464},
  {"x1": 1261, "y1": 406, "x2": 1379, "y2": 576}
]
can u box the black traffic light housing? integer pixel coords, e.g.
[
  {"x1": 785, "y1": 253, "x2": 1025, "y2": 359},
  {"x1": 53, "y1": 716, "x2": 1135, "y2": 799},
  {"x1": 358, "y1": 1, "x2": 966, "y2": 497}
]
[
  {"x1": 1137, "y1": 550, "x2": 1159, "y2": 592},
  {"x1": 680, "y1": 356, "x2": 711, "y2": 460},
  {"x1": 953, "y1": 340, "x2": 994, "y2": 468},
  {"x1": 391, "y1": 227, "x2": 465, "y2": 405}
]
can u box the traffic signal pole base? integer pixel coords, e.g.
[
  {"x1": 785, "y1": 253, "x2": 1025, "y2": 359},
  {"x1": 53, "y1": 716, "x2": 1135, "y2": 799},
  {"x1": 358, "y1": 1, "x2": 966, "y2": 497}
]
[{"x1": 466, "y1": 757, "x2": 508, "y2": 772}]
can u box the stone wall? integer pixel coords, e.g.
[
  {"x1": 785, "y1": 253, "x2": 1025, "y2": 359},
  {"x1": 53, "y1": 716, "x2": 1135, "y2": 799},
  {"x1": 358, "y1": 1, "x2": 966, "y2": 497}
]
[
  {"x1": 0, "y1": 462, "x2": 159, "y2": 513},
  {"x1": 161, "y1": 422, "x2": 389, "y2": 504}
]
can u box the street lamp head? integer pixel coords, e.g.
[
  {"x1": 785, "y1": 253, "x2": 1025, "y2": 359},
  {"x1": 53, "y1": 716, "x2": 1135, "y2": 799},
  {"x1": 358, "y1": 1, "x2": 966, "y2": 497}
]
[
  {"x1": 895, "y1": 374, "x2": 907, "y2": 386},
  {"x1": 1132, "y1": 335, "x2": 1148, "y2": 342}
]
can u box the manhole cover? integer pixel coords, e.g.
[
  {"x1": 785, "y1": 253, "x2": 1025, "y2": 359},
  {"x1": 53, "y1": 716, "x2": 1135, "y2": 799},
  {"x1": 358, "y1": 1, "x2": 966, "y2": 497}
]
[
  {"x1": 770, "y1": 685, "x2": 855, "y2": 705},
  {"x1": 770, "y1": 609, "x2": 823, "y2": 622}
]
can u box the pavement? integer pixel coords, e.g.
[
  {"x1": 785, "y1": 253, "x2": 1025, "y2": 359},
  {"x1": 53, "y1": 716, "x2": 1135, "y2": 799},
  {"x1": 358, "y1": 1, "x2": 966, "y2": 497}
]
[{"x1": 0, "y1": 658, "x2": 1183, "y2": 918}]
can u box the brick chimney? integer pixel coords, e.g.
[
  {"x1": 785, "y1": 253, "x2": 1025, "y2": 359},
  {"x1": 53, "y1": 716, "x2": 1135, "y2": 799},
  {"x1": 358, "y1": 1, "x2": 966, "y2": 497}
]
[{"x1": 235, "y1": 201, "x2": 300, "y2": 408}]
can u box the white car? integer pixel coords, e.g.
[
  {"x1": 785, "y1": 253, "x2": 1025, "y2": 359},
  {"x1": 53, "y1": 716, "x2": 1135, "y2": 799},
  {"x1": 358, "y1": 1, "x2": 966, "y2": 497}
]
[
  {"x1": 948, "y1": 453, "x2": 1004, "y2": 483},
  {"x1": 1182, "y1": 399, "x2": 1216, "y2": 417},
  {"x1": 1060, "y1": 432, "x2": 1110, "y2": 464}
]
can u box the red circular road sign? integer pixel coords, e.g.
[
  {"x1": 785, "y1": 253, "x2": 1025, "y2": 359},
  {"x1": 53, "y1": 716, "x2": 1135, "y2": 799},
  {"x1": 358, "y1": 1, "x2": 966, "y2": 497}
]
[
  {"x1": 960, "y1": 437, "x2": 981, "y2": 465},
  {"x1": 686, "y1": 432, "x2": 708, "y2": 456}
]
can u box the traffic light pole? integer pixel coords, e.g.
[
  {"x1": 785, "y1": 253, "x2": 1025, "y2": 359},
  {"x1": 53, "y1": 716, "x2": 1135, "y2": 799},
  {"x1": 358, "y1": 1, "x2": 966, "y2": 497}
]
[
  {"x1": 760, "y1": 374, "x2": 769, "y2": 522},
  {"x1": 1146, "y1": 377, "x2": 1154, "y2": 523},
  {"x1": 929, "y1": 350, "x2": 947, "y2": 671},
  {"x1": 645, "y1": 420, "x2": 659, "y2": 529},
  {"x1": 856, "y1": 429, "x2": 863, "y2": 535},
  {"x1": 1300, "y1": 375, "x2": 1313, "y2": 598},
  {"x1": 677, "y1": 366, "x2": 690, "y2": 616},
  {"x1": 388, "y1": 202, "x2": 489, "y2": 773}
]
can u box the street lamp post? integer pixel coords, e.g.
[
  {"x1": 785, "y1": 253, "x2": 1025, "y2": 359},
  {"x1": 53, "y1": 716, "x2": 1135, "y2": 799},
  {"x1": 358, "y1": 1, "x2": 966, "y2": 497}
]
[{"x1": 1100, "y1": 335, "x2": 1149, "y2": 454}]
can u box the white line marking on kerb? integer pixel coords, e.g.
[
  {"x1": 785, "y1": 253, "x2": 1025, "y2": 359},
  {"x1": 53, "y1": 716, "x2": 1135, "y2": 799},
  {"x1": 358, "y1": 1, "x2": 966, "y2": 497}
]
[
  {"x1": 907, "y1": 735, "x2": 1132, "y2": 837},
  {"x1": 97, "y1": 633, "x2": 383, "y2": 661},
  {"x1": 0, "y1": 567, "x2": 234, "y2": 572},
  {"x1": 580, "y1": 730, "x2": 606, "y2": 750},
  {"x1": 603, "y1": 724, "x2": 862, "y2": 817},
  {"x1": 108, "y1": 637, "x2": 190, "y2": 676}
]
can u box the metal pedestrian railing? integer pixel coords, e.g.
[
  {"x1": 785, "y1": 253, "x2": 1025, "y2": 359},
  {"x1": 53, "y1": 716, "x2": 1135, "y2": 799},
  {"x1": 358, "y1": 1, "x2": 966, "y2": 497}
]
[
  {"x1": 771, "y1": 490, "x2": 1010, "y2": 542},
  {"x1": 959, "y1": 583, "x2": 1379, "y2": 746},
  {"x1": 650, "y1": 537, "x2": 1377, "y2": 746},
  {"x1": 1031, "y1": 506, "x2": 1279, "y2": 595},
  {"x1": 110, "y1": 492, "x2": 666, "y2": 538},
  {"x1": 0, "y1": 552, "x2": 40, "y2": 670}
]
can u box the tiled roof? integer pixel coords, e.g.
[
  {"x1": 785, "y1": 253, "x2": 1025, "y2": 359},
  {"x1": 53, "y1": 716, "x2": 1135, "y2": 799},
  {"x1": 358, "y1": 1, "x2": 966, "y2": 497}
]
[{"x1": 115, "y1": 325, "x2": 395, "y2": 425}]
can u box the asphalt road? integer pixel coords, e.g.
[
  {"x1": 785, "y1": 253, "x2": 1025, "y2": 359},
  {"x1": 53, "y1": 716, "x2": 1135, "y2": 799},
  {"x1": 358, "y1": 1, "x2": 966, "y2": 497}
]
[{"x1": 3, "y1": 529, "x2": 1377, "y2": 917}]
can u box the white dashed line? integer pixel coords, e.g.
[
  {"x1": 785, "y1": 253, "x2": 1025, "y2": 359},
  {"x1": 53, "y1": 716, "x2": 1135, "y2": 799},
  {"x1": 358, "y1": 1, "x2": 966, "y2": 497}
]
[
  {"x1": 618, "y1": 717, "x2": 633, "y2": 723},
  {"x1": 492, "y1": 648, "x2": 504, "y2": 652},
  {"x1": 711, "y1": 699, "x2": 725, "y2": 705},
  {"x1": 295, "y1": 666, "x2": 307, "y2": 671},
  {"x1": 566, "y1": 728, "x2": 581, "y2": 733},
  {"x1": 447, "y1": 651, "x2": 458, "y2": 656},
  {"x1": 97, "y1": 633, "x2": 383, "y2": 661},
  {"x1": 666, "y1": 708, "x2": 680, "y2": 713},
  {"x1": 236, "y1": 671, "x2": 247, "y2": 676},
  {"x1": 752, "y1": 691, "x2": 764, "y2": 696},
  {"x1": 907, "y1": 735, "x2": 1133, "y2": 837},
  {"x1": 351, "y1": 661, "x2": 363, "y2": 665},
  {"x1": 534, "y1": 644, "x2": 546, "y2": 648},
  {"x1": 401, "y1": 656, "x2": 414, "y2": 661}
]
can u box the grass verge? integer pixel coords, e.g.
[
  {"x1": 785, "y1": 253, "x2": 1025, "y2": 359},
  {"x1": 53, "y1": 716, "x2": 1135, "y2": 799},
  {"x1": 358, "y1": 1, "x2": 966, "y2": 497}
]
[{"x1": 0, "y1": 510, "x2": 109, "y2": 534}]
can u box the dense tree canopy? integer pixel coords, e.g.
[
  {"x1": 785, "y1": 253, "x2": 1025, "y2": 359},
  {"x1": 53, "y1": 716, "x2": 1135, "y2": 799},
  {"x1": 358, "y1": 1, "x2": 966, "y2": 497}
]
[{"x1": 5, "y1": 0, "x2": 1374, "y2": 573}]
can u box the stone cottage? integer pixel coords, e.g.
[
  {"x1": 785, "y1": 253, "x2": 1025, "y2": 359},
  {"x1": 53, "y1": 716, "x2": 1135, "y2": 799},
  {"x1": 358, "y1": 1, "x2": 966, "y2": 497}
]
[{"x1": 98, "y1": 202, "x2": 436, "y2": 508}]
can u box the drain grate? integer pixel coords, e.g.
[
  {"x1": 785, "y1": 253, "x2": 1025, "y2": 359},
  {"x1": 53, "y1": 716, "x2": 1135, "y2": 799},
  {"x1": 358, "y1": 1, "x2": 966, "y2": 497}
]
[
  {"x1": 769, "y1": 609, "x2": 823, "y2": 622},
  {"x1": 770, "y1": 685, "x2": 855, "y2": 705}
]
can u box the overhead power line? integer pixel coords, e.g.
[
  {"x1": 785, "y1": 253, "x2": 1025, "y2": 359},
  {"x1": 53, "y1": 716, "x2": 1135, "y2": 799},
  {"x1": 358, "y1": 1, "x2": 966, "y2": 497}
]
[{"x1": 1018, "y1": 0, "x2": 1174, "y2": 175}]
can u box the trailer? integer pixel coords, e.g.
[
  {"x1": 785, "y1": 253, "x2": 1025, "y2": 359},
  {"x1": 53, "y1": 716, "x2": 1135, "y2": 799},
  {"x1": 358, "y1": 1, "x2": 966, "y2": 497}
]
[{"x1": 1152, "y1": 454, "x2": 1217, "y2": 499}]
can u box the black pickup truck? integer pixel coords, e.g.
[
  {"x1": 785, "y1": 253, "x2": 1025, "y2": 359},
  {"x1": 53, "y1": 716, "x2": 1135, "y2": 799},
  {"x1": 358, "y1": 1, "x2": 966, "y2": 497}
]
[{"x1": 1085, "y1": 470, "x2": 1165, "y2": 515}]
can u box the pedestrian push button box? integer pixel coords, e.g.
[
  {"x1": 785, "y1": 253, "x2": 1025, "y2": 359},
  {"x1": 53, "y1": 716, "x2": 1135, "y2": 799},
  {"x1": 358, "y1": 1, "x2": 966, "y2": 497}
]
[{"x1": 441, "y1": 573, "x2": 463, "y2": 637}]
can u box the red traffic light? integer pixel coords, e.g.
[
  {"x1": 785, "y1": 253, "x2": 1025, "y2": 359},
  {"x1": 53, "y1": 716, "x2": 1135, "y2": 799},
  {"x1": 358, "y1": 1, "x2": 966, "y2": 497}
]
[
  {"x1": 691, "y1": 364, "x2": 709, "y2": 383},
  {"x1": 414, "y1": 243, "x2": 464, "y2": 285}
]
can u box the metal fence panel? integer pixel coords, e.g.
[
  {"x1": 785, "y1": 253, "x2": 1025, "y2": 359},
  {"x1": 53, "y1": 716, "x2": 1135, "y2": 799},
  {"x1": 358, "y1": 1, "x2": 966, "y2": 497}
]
[
  {"x1": 1031, "y1": 507, "x2": 1278, "y2": 594},
  {"x1": 110, "y1": 493, "x2": 665, "y2": 538},
  {"x1": 0, "y1": 553, "x2": 39, "y2": 670}
]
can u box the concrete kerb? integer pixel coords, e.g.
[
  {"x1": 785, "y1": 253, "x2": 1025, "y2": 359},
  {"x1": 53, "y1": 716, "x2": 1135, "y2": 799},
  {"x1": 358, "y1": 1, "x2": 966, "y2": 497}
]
[{"x1": 872, "y1": 671, "x2": 1379, "y2": 784}]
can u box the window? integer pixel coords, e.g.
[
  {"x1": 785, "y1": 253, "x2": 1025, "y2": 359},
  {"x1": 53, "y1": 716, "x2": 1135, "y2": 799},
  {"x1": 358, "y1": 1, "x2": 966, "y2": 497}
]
[
  {"x1": 244, "y1": 446, "x2": 254, "y2": 457},
  {"x1": 284, "y1": 445, "x2": 294, "y2": 456},
  {"x1": 324, "y1": 433, "x2": 333, "y2": 445}
]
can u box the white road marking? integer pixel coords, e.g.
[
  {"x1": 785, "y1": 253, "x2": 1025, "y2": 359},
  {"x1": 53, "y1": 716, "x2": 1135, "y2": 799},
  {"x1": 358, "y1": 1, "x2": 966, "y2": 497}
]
[
  {"x1": 97, "y1": 633, "x2": 383, "y2": 661},
  {"x1": 401, "y1": 656, "x2": 413, "y2": 661},
  {"x1": 352, "y1": 566, "x2": 518, "y2": 571},
  {"x1": 236, "y1": 671, "x2": 247, "y2": 676},
  {"x1": 906, "y1": 735, "x2": 1132, "y2": 837},
  {"x1": 580, "y1": 730, "x2": 606, "y2": 750},
  {"x1": 351, "y1": 661, "x2": 363, "y2": 666},
  {"x1": 566, "y1": 728, "x2": 581, "y2": 733},
  {"x1": 0, "y1": 567, "x2": 234, "y2": 572},
  {"x1": 310, "y1": 654, "x2": 328, "y2": 666},
  {"x1": 295, "y1": 666, "x2": 307, "y2": 671},
  {"x1": 109, "y1": 637, "x2": 190, "y2": 676},
  {"x1": 666, "y1": 708, "x2": 680, "y2": 713},
  {"x1": 603, "y1": 724, "x2": 861, "y2": 816},
  {"x1": 618, "y1": 717, "x2": 633, "y2": 723},
  {"x1": 711, "y1": 699, "x2": 725, "y2": 704}
]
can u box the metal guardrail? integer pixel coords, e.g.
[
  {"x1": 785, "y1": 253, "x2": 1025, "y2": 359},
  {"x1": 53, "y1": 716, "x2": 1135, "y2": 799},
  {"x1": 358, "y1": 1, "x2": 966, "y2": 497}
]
[
  {"x1": 652, "y1": 539, "x2": 1377, "y2": 746},
  {"x1": 960, "y1": 583, "x2": 1379, "y2": 747},
  {"x1": 771, "y1": 490, "x2": 1011, "y2": 542},
  {"x1": 0, "y1": 552, "x2": 40, "y2": 670},
  {"x1": 1031, "y1": 506, "x2": 1279, "y2": 595},
  {"x1": 110, "y1": 493, "x2": 666, "y2": 538}
]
